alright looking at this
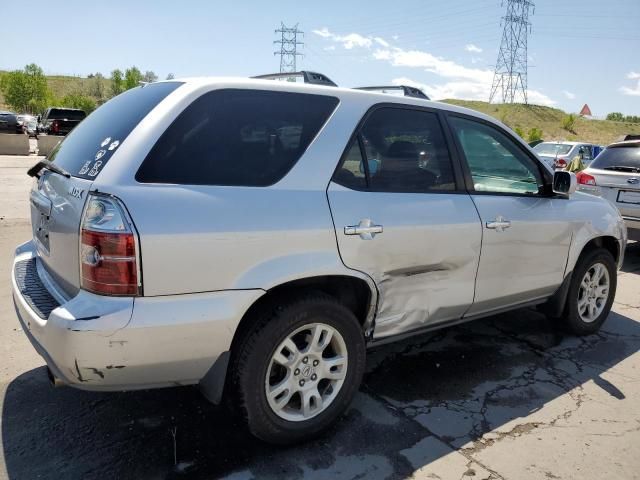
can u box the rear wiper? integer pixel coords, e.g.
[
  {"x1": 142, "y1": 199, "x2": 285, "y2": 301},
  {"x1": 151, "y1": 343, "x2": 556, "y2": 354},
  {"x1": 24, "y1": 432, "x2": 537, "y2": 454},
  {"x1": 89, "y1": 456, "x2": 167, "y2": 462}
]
[
  {"x1": 602, "y1": 166, "x2": 640, "y2": 173},
  {"x1": 27, "y1": 159, "x2": 71, "y2": 179}
]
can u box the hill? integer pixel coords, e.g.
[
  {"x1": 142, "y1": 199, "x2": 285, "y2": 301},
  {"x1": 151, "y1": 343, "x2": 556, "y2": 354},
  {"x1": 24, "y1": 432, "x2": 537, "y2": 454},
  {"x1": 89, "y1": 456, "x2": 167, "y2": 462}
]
[
  {"x1": 2, "y1": 72, "x2": 639, "y2": 145},
  {"x1": 441, "y1": 99, "x2": 640, "y2": 145}
]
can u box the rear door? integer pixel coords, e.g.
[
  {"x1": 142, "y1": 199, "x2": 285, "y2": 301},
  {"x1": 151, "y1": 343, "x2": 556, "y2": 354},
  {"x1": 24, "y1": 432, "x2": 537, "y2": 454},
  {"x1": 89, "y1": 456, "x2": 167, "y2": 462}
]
[
  {"x1": 30, "y1": 82, "x2": 182, "y2": 297},
  {"x1": 446, "y1": 114, "x2": 572, "y2": 316},
  {"x1": 327, "y1": 105, "x2": 482, "y2": 339}
]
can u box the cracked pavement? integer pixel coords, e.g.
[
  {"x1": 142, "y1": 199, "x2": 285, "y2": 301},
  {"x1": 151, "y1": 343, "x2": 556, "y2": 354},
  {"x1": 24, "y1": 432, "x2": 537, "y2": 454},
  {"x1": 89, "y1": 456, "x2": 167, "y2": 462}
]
[{"x1": 1, "y1": 156, "x2": 639, "y2": 479}]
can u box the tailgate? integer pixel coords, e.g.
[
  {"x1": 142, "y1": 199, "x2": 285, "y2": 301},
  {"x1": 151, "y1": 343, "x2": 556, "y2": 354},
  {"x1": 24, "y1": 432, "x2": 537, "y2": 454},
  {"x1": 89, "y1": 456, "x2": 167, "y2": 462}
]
[
  {"x1": 592, "y1": 170, "x2": 640, "y2": 218},
  {"x1": 30, "y1": 171, "x2": 93, "y2": 297}
]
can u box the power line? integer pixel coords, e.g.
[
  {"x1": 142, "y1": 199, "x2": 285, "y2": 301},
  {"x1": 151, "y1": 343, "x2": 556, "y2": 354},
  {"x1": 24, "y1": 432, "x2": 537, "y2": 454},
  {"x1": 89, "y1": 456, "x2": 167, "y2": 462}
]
[
  {"x1": 274, "y1": 23, "x2": 304, "y2": 76},
  {"x1": 489, "y1": 0, "x2": 534, "y2": 104}
]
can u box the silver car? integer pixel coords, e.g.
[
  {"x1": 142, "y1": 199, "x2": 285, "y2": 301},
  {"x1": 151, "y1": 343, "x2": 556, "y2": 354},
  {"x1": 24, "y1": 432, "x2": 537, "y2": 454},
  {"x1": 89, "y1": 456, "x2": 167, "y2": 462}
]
[
  {"x1": 577, "y1": 140, "x2": 640, "y2": 241},
  {"x1": 12, "y1": 73, "x2": 627, "y2": 444}
]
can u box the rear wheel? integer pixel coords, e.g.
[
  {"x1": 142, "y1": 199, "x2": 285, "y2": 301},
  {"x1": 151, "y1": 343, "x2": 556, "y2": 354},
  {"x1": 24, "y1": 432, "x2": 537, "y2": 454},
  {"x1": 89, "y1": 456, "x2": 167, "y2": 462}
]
[
  {"x1": 230, "y1": 293, "x2": 366, "y2": 444},
  {"x1": 562, "y1": 248, "x2": 616, "y2": 335}
]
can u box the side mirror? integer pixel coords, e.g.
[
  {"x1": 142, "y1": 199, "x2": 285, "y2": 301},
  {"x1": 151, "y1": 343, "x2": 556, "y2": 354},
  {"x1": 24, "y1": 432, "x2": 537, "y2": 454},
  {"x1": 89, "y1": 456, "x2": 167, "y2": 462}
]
[{"x1": 553, "y1": 171, "x2": 577, "y2": 196}]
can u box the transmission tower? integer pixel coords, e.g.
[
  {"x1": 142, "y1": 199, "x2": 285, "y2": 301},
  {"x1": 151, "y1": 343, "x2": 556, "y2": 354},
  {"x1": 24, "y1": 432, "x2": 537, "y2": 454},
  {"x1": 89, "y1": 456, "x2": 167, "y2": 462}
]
[
  {"x1": 489, "y1": 0, "x2": 535, "y2": 104},
  {"x1": 274, "y1": 23, "x2": 304, "y2": 76}
]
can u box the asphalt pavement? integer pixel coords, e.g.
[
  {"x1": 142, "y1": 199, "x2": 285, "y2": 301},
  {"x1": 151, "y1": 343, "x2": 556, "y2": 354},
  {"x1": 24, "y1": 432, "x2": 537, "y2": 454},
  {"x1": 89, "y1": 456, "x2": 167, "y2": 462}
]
[{"x1": 0, "y1": 155, "x2": 639, "y2": 480}]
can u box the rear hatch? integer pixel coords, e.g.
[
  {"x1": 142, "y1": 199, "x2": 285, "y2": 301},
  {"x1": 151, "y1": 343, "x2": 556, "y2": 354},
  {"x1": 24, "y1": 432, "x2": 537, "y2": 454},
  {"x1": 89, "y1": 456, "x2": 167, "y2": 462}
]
[
  {"x1": 29, "y1": 82, "x2": 182, "y2": 298},
  {"x1": 587, "y1": 143, "x2": 640, "y2": 219}
]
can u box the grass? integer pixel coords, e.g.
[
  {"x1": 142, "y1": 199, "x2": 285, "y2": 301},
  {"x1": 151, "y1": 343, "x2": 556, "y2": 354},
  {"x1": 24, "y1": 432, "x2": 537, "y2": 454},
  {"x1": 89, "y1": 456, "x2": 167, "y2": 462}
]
[{"x1": 441, "y1": 99, "x2": 640, "y2": 145}]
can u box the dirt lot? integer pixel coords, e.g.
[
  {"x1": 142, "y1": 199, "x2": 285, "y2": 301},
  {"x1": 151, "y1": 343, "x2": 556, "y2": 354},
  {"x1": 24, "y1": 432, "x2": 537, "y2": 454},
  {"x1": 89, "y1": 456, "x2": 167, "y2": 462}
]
[{"x1": 0, "y1": 155, "x2": 639, "y2": 479}]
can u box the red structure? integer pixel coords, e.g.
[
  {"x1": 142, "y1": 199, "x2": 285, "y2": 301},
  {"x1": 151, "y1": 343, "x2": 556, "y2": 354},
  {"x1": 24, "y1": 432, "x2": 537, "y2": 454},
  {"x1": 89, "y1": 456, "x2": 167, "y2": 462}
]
[{"x1": 579, "y1": 104, "x2": 592, "y2": 116}]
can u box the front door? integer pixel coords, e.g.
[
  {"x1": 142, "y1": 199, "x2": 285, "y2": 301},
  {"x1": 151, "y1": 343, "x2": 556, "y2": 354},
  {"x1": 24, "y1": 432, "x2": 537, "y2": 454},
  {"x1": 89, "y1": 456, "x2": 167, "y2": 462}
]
[
  {"x1": 446, "y1": 115, "x2": 572, "y2": 316},
  {"x1": 327, "y1": 106, "x2": 482, "y2": 339}
]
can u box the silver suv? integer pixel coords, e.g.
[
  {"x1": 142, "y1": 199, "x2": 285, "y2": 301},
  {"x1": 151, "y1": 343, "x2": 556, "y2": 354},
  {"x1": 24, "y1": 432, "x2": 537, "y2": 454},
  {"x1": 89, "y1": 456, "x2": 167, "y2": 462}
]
[{"x1": 12, "y1": 73, "x2": 627, "y2": 444}]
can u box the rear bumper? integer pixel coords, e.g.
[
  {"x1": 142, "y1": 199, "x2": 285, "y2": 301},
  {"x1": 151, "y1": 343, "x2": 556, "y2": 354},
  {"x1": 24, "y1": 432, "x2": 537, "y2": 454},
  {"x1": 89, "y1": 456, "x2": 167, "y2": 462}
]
[
  {"x1": 12, "y1": 240, "x2": 263, "y2": 391},
  {"x1": 623, "y1": 216, "x2": 640, "y2": 241}
]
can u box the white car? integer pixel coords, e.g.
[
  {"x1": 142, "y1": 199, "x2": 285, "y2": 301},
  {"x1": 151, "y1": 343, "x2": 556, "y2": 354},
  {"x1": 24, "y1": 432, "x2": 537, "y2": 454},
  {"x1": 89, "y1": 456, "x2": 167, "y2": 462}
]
[{"x1": 534, "y1": 141, "x2": 598, "y2": 169}]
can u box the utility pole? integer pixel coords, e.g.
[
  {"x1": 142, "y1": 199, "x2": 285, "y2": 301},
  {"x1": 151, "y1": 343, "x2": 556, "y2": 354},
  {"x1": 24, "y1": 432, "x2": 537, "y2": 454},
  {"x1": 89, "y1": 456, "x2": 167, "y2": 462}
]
[
  {"x1": 489, "y1": 0, "x2": 534, "y2": 104},
  {"x1": 274, "y1": 23, "x2": 304, "y2": 77}
]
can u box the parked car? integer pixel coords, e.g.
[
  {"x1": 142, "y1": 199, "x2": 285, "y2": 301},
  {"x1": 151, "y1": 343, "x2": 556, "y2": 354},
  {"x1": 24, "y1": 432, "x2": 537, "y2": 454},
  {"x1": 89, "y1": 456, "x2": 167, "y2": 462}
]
[
  {"x1": 25, "y1": 119, "x2": 39, "y2": 138},
  {"x1": 534, "y1": 141, "x2": 598, "y2": 169},
  {"x1": 12, "y1": 74, "x2": 627, "y2": 445},
  {"x1": 39, "y1": 107, "x2": 86, "y2": 136},
  {"x1": 0, "y1": 111, "x2": 25, "y2": 134},
  {"x1": 577, "y1": 140, "x2": 640, "y2": 241}
]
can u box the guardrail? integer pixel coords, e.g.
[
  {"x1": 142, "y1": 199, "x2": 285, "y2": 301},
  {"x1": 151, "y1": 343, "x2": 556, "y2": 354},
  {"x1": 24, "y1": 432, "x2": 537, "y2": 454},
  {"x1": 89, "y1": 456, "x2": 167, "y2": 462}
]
[
  {"x1": 0, "y1": 134, "x2": 30, "y2": 155},
  {"x1": 37, "y1": 135, "x2": 64, "y2": 157}
]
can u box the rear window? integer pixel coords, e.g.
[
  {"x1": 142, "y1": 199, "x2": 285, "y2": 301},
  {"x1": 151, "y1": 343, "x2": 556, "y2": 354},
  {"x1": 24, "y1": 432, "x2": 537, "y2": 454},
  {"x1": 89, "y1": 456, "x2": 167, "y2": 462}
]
[
  {"x1": 590, "y1": 145, "x2": 640, "y2": 170},
  {"x1": 48, "y1": 109, "x2": 86, "y2": 120},
  {"x1": 49, "y1": 82, "x2": 182, "y2": 179},
  {"x1": 136, "y1": 89, "x2": 339, "y2": 186},
  {"x1": 533, "y1": 143, "x2": 573, "y2": 156}
]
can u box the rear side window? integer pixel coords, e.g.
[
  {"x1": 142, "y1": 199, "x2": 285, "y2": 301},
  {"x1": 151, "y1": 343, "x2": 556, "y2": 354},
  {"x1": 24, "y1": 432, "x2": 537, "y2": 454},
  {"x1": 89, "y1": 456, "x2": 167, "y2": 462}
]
[
  {"x1": 136, "y1": 89, "x2": 339, "y2": 186},
  {"x1": 49, "y1": 82, "x2": 182, "y2": 179},
  {"x1": 590, "y1": 145, "x2": 640, "y2": 170}
]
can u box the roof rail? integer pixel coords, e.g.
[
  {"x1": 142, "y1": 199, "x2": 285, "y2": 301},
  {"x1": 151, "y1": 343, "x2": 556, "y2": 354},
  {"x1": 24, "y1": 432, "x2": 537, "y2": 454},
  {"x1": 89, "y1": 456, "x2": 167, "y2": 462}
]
[
  {"x1": 252, "y1": 71, "x2": 338, "y2": 87},
  {"x1": 355, "y1": 85, "x2": 430, "y2": 100}
]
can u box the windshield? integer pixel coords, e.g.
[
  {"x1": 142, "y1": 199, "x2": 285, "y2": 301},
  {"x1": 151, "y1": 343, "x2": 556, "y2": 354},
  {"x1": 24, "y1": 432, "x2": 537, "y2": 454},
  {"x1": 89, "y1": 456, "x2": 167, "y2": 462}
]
[
  {"x1": 49, "y1": 82, "x2": 182, "y2": 179},
  {"x1": 590, "y1": 145, "x2": 640, "y2": 170},
  {"x1": 533, "y1": 143, "x2": 573, "y2": 156},
  {"x1": 47, "y1": 109, "x2": 87, "y2": 120}
]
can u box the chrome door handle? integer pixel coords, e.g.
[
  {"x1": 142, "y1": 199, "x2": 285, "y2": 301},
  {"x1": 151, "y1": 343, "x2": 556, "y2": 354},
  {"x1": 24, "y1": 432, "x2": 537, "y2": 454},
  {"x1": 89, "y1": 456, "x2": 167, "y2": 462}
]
[
  {"x1": 344, "y1": 219, "x2": 383, "y2": 240},
  {"x1": 485, "y1": 216, "x2": 511, "y2": 232}
]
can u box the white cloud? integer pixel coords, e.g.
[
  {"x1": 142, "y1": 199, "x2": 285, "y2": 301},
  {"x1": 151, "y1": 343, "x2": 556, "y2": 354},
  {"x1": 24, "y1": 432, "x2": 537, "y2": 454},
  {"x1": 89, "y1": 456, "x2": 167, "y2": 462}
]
[
  {"x1": 465, "y1": 44, "x2": 483, "y2": 53},
  {"x1": 315, "y1": 28, "x2": 555, "y2": 105},
  {"x1": 312, "y1": 28, "x2": 372, "y2": 49},
  {"x1": 620, "y1": 71, "x2": 640, "y2": 96},
  {"x1": 324, "y1": 45, "x2": 336, "y2": 51},
  {"x1": 563, "y1": 90, "x2": 576, "y2": 99}
]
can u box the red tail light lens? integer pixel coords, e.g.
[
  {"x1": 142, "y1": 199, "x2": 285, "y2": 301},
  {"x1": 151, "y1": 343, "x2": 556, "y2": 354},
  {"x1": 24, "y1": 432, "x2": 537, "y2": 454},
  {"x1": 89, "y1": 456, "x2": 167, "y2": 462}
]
[
  {"x1": 51, "y1": 120, "x2": 59, "y2": 134},
  {"x1": 576, "y1": 171, "x2": 596, "y2": 186},
  {"x1": 554, "y1": 157, "x2": 567, "y2": 168},
  {"x1": 80, "y1": 194, "x2": 140, "y2": 296}
]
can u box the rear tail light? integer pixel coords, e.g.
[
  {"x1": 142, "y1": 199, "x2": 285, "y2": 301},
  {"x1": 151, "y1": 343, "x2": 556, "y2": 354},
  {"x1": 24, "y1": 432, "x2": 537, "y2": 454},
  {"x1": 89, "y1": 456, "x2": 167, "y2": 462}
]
[
  {"x1": 80, "y1": 194, "x2": 141, "y2": 296},
  {"x1": 51, "y1": 120, "x2": 59, "y2": 134},
  {"x1": 554, "y1": 157, "x2": 567, "y2": 168},
  {"x1": 576, "y1": 171, "x2": 596, "y2": 186}
]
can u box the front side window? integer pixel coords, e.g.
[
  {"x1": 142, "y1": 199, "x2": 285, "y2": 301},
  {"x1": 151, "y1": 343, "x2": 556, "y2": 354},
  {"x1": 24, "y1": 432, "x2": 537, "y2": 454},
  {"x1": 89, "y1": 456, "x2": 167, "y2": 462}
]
[
  {"x1": 136, "y1": 89, "x2": 339, "y2": 186},
  {"x1": 449, "y1": 116, "x2": 543, "y2": 195},
  {"x1": 333, "y1": 107, "x2": 455, "y2": 193}
]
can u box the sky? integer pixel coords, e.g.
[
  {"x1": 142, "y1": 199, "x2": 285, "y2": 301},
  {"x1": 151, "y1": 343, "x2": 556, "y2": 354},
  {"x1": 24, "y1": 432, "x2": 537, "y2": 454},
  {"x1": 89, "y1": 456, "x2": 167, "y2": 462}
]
[{"x1": 3, "y1": 0, "x2": 639, "y2": 115}]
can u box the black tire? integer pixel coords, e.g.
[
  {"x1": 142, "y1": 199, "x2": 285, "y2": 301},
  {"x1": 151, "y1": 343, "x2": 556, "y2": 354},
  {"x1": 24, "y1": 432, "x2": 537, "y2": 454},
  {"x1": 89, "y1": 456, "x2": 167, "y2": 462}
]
[
  {"x1": 562, "y1": 248, "x2": 617, "y2": 335},
  {"x1": 230, "y1": 293, "x2": 366, "y2": 444}
]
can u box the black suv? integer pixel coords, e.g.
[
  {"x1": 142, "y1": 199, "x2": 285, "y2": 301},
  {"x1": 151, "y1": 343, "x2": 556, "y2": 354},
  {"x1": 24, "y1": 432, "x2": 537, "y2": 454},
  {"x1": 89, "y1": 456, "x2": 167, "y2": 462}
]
[
  {"x1": 40, "y1": 107, "x2": 86, "y2": 136},
  {"x1": 0, "y1": 111, "x2": 24, "y2": 134}
]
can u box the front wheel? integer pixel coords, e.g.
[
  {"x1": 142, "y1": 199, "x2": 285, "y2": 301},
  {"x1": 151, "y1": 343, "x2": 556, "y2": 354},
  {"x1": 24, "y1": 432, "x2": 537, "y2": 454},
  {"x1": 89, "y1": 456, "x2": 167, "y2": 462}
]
[
  {"x1": 562, "y1": 248, "x2": 617, "y2": 335},
  {"x1": 230, "y1": 294, "x2": 366, "y2": 444}
]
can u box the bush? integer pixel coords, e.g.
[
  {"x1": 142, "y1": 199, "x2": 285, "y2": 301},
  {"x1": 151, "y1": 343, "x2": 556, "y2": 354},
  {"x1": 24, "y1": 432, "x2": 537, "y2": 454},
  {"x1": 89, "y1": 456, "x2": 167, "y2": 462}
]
[
  {"x1": 514, "y1": 126, "x2": 525, "y2": 138},
  {"x1": 527, "y1": 127, "x2": 543, "y2": 143},
  {"x1": 562, "y1": 114, "x2": 576, "y2": 133},
  {"x1": 60, "y1": 93, "x2": 97, "y2": 114}
]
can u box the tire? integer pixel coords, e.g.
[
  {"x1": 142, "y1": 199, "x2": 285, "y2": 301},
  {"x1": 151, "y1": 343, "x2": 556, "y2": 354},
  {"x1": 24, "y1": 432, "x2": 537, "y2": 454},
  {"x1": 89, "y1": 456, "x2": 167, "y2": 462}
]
[
  {"x1": 230, "y1": 293, "x2": 366, "y2": 444},
  {"x1": 562, "y1": 248, "x2": 617, "y2": 335}
]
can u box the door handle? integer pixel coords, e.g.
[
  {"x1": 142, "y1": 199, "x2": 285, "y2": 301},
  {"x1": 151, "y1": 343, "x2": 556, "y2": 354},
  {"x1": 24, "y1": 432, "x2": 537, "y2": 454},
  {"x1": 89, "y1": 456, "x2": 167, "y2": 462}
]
[
  {"x1": 485, "y1": 216, "x2": 511, "y2": 232},
  {"x1": 344, "y1": 219, "x2": 383, "y2": 240}
]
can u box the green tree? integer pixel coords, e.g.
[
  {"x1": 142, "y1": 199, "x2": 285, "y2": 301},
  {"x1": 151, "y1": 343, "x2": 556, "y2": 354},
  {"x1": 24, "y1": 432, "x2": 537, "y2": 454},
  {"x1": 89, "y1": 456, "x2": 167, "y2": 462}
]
[
  {"x1": 86, "y1": 72, "x2": 105, "y2": 100},
  {"x1": 527, "y1": 127, "x2": 543, "y2": 143},
  {"x1": 124, "y1": 66, "x2": 142, "y2": 90},
  {"x1": 142, "y1": 70, "x2": 158, "y2": 83},
  {"x1": 110, "y1": 69, "x2": 124, "y2": 96},
  {"x1": 61, "y1": 93, "x2": 97, "y2": 114},
  {"x1": 166, "y1": 73, "x2": 175, "y2": 80},
  {"x1": 606, "y1": 112, "x2": 624, "y2": 122},
  {"x1": 562, "y1": 114, "x2": 576, "y2": 133},
  {"x1": 0, "y1": 63, "x2": 51, "y2": 113}
]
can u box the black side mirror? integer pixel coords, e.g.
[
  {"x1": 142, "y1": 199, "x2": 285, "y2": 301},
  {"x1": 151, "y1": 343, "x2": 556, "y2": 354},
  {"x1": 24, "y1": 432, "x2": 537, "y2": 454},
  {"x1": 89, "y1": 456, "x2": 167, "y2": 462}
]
[{"x1": 553, "y1": 171, "x2": 577, "y2": 196}]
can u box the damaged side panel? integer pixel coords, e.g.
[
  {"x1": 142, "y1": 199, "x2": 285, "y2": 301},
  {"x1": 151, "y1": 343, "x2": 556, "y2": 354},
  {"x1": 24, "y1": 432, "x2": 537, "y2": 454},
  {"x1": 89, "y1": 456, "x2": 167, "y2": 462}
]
[{"x1": 327, "y1": 183, "x2": 482, "y2": 339}]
